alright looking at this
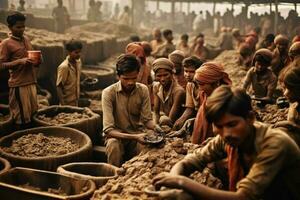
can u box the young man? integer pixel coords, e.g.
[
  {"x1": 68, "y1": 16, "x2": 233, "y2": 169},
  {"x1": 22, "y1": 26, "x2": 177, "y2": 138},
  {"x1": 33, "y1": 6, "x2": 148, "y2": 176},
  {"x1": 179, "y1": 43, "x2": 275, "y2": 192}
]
[
  {"x1": 272, "y1": 34, "x2": 291, "y2": 76},
  {"x1": 52, "y1": 0, "x2": 70, "y2": 33},
  {"x1": 0, "y1": 12, "x2": 39, "y2": 129},
  {"x1": 150, "y1": 28, "x2": 164, "y2": 53},
  {"x1": 176, "y1": 34, "x2": 191, "y2": 57},
  {"x1": 56, "y1": 40, "x2": 82, "y2": 106},
  {"x1": 242, "y1": 48, "x2": 277, "y2": 102},
  {"x1": 173, "y1": 56, "x2": 203, "y2": 131},
  {"x1": 152, "y1": 29, "x2": 176, "y2": 58},
  {"x1": 153, "y1": 85, "x2": 300, "y2": 200},
  {"x1": 153, "y1": 58, "x2": 185, "y2": 127},
  {"x1": 102, "y1": 54, "x2": 158, "y2": 167},
  {"x1": 169, "y1": 50, "x2": 187, "y2": 90}
]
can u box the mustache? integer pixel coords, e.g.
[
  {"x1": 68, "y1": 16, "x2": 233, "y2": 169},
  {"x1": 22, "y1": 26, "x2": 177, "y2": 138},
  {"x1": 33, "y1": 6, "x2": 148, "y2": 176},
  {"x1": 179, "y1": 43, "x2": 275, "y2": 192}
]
[{"x1": 224, "y1": 137, "x2": 239, "y2": 145}]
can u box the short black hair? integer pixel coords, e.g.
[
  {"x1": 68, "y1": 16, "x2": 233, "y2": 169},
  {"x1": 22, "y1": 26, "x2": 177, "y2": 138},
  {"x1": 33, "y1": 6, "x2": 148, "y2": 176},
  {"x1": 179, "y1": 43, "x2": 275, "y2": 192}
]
[
  {"x1": 65, "y1": 40, "x2": 83, "y2": 52},
  {"x1": 254, "y1": 54, "x2": 271, "y2": 66},
  {"x1": 181, "y1": 33, "x2": 189, "y2": 41},
  {"x1": 205, "y1": 85, "x2": 252, "y2": 123},
  {"x1": 116, "y1": 54, "x2": 140, "y2": 76},
  {"x1": 163, "y1": 29, "x2": 172, "y2": 38},
  {"x1": 130, "y1": 35, "x2": 140, "y2": 42},
  {"x1": 7, "y1": 12, "x2": 26, "y2": 27},
  {"x1": 182, "y1": 56, "x2": 203, "y2": 69}
]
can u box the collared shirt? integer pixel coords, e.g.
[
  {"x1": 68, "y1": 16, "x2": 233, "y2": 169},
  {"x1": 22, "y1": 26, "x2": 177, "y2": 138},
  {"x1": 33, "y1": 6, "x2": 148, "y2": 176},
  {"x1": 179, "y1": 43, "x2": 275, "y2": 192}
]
[
  {"x1": 242, "y1": 67, "x2": 277, "y2": 98},
  {"x1": 182, "y1": 121, "x2": 300, "y2": 200},
  {"x1": 185, "y1": 82, "x2": 200, "y2": 110},
  {"x1": 0, "y1": 35, "x2": 36, "y2": 88},
  {"x1": 102, "y1": 81, "x2": 152, "y2": 134},
  {"x1": 153, "y1": 80, "x2": 185, "y2": 116},
  {"x1": 56, "y1": 56, "x2": 81, "y2": 106}
]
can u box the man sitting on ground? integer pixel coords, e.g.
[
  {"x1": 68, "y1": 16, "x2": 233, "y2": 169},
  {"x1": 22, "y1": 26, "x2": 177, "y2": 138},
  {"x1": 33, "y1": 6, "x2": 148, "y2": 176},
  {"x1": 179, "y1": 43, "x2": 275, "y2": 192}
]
[{"x1": 153, "y1": 85, "x2": 300, "y2": 200}]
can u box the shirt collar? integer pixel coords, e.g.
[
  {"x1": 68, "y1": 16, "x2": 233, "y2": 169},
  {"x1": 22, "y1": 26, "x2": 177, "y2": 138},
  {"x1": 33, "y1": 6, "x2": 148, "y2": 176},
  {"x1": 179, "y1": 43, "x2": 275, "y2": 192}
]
[
  {"x1": 157, "y1": 80, "x2": 174, "y2": 103},
  {"x1": 9, "y1": 33, "x2": 24, "y2": 41},
  {"x1": 116, "y1": 81, "x2": 138, "y2": 94}
]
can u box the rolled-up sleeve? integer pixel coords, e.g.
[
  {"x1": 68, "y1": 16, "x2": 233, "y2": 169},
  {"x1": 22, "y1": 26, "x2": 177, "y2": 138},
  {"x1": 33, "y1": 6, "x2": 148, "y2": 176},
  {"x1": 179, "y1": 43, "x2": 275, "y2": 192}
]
[
  {"x1": 56, "y1": 65, "x2": 68, "y2": 86},
  {"x1": 102, "y1": 88, "x2": 115, "y2": 134}
]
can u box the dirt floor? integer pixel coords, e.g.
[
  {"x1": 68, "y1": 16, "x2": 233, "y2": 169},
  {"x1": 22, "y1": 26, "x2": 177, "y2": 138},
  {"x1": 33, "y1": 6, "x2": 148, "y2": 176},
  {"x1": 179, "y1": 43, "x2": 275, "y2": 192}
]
[{"x1": 92, "y1": 138, "x2": 222, "y2": 200}]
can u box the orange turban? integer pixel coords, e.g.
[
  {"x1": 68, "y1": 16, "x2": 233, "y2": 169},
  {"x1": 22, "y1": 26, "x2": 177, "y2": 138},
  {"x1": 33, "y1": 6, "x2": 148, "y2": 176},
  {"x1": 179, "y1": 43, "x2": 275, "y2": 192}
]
[
  {"x1": 194, "y1": 62, "x2": 232, "y2": 85},
  {"x1": 125, "y1": 42, "x2": 146, "y2": 64},
  {"x1": 168, "y1": 50, "x2": 185, "y2": 65},
  {"x1": 152, "y1": 58, "x2": 174, "y2": 73},
  {"x1": 289, "y1": 41, "x2": 300, "y2": 58}
]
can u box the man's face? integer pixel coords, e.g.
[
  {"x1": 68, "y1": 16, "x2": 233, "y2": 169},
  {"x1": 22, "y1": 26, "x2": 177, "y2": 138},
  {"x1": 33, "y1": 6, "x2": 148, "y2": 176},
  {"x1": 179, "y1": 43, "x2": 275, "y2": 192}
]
[
  {"x1": 155, "y1": 68, "x2": 172, "y2": 88},
  {"x1": 69, "y1": 49, "x2": 81, "y2": 60},
  {"x1": 213, "y1": 113, "x2": 253, "y2": 147},
  {"x1": 166, "y1": 33, "x2": 173, "y2": 42},
  {"x1": 9, "y1": 21, "x2": 25, "y2": 38},
  {"x1": 195, "y1": 79, "x2": 217, "y2": 96},
  {"x1": 284, "y1": 86, "x2": 299, "y2": 103},
  {"x1": 254, "y1": 61, "x2": 268, "y2": 73},
  {"x1": 153, "y1": 31, "x2": 161, "y2": 40},
  {"x1": 184, "y1": 67, "x2": 196, "y2": 82},
  {"x1": 277, "y1": 44, "x2": 288, "y2": 54},
  {"x1": 119, "y1": 70, "x2": 139, "y2": 92}
]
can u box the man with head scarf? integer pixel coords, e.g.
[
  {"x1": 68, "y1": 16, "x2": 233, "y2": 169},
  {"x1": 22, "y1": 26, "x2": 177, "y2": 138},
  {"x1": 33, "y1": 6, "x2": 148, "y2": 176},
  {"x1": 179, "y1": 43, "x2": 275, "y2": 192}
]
[
  {"x1": 238, "y1": 43, "x2": 253, "y2": 68},
  {"x1": 242, "y1": 48, "x2": 277, "y2": 102},
  {"x1": 169, "y1": 50, "x2": 187, "y2": 89},
  {"x1": 152, "y1": 58, "x2": 185, "y2": 128},
  {"x1": 192, "y1": 62, "x2": 232, "y2": 144},
  {"x1": 125, "y1": 42, "x2": 151, "y2": 86},
  {"x1": 271, "y1": 34, "x2": 291, "y2": 76}
]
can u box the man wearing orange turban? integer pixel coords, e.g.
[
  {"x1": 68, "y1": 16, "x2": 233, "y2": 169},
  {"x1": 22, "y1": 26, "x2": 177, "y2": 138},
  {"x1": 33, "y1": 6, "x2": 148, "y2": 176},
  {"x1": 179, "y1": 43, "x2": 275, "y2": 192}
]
[
  {"x1": 125, "y1": 42, "x2": 151, "y2": 86},
  {"x1": 192, "y1": 62, "x2": 232, "y2": 144}
]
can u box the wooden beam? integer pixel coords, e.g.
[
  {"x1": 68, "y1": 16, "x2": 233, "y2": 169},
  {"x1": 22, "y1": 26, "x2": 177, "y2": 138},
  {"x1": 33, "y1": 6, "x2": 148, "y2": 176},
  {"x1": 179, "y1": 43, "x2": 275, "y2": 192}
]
[
  {"x1": 171, "y1": 1, "x2": 175, "y2": 27},
  {"x1": 295, "y1": 3, "x2": 297, "y2": 11},
  {"x1": 156, "y1": 0, "x2": 159, "y2": 10},
  {"x1": 274, "y1": 0, "x2": 278, "y2": 33},
  {"x1": 213, "y1": 1, "x2": 216, "y2": 15},
  {"x1": 269, "y1": 2, "x2": 272, "y2": 13}
]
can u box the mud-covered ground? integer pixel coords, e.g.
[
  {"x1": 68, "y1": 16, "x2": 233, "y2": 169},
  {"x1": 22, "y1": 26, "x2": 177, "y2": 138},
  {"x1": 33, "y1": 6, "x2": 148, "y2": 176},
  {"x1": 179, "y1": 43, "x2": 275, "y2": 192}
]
[{"x1": 92, "y1": 138, "x2": 222, "y2": 200}]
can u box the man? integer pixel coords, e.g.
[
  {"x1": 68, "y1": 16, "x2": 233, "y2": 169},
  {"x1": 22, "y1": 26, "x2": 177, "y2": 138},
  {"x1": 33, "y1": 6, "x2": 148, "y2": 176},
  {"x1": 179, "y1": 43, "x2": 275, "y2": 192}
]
[
  {"x1": 118, "y1": 5, "x2": 130, "y2": 26},
  {"x1": 242, "y1": 48, "x2": 277, "y2": 103},
  {"x1": 150, "y1": 28, "x2": 164, "y2": 53},
  {"x1": 153, "y1": 58, "x2": 185, "y2": 127},
  {"x1": 0, "y1": 12, "x2": 39, "y2": 129},
  {"x1": 52, "y1": 0, "x2": 70, "y2": 33},
  {"x1": 102, "y1": 54, "x2": 158, "y2": 167},
  {"x1": 153, "y1": 85, "x2": 300, "y2": 200},
  {"x1": 272, "y1": 34, "x2": 291, "y2": 76},
  {"x1": 56, "y1": 40, "x2": 82, "y2": 106},
  {"x1": 176, "y1": 34, "x2": 191, "y2": 58},
  {"x1": 169, "y1": 50, "x2": 187, "y2": 89},
  {"x1": 173, "y1": 56, "x2": 203, "y2": 131},
  {"x1": 152, "y1": 29, "x2": 176, "y2": 58}
]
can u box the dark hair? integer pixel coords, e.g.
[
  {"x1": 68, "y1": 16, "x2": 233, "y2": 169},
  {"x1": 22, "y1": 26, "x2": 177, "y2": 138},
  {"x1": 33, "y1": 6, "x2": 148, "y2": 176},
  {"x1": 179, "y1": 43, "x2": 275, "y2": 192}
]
[
  {"x1": 130, "y1": 35, "x2": 140, "y2": 42},
  {"x1": 116, "y1": 54, "x2": 140, "y2": 76},
  {"x1": 65, "y1": 40, "x2": 83, "y2": 52},
  {"x1": 265, "y1": 33, "x2": 275, "y2": 43},
  {"x1": 182, "y1": 56, "x2": 203, "y2": 69},
  {"x1": 181, "y1": 33, "x2": 189, "y2": 41},
  {"x1": 205, "y1": 85, "x2": 252, "y2": 123},
  {"x1": 7, "y1": 12, "x2": 26, "y2": 27},
  {"x1": 163, "y1": 29, "x2": 172, "y2": 38},
  {"x1": 254, "y1": 54, "x2": 271, "y2": 66},
  {"x1": 284, "y1": 67, "x2": 300, "y2": 91}
]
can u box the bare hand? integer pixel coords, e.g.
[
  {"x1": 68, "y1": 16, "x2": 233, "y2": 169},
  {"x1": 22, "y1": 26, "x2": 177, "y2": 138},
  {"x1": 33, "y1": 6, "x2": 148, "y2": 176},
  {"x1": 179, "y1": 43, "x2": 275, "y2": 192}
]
[
  {"x1": 173, "y1": 120, "x2": 184, "y2": 131},
  {"x1": 18, "y1": 57, "x2": 34, "y2": 66},
  {"x1": 135, "y1": 133, "x2": 148, "y2": 144},
  {"x1": 153, "y1": 172, "x2": 185, "y2": 191}
]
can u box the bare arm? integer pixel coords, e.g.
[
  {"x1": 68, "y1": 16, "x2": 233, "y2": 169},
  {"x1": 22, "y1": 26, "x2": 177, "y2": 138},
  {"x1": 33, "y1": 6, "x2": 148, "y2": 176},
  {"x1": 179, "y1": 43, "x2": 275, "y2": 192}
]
[
  {"x1": 173, "y1": 107, "x2": 195, "y2": 130},
  {"x1": 153, "y1": 174, "x2": 248, "y2": 200},
  {"x1": 56, "y1": 84, "x2": 65, "y2": 105},
  {"x1": 168, "y1": 90, "x2": 185, "y2": 123},
  {"x1": 106, "y1": 129, "x2": 146, "y2": 144},
  {"x1": 153, "y1": 92, "x2": 161, "y2": 124}
]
